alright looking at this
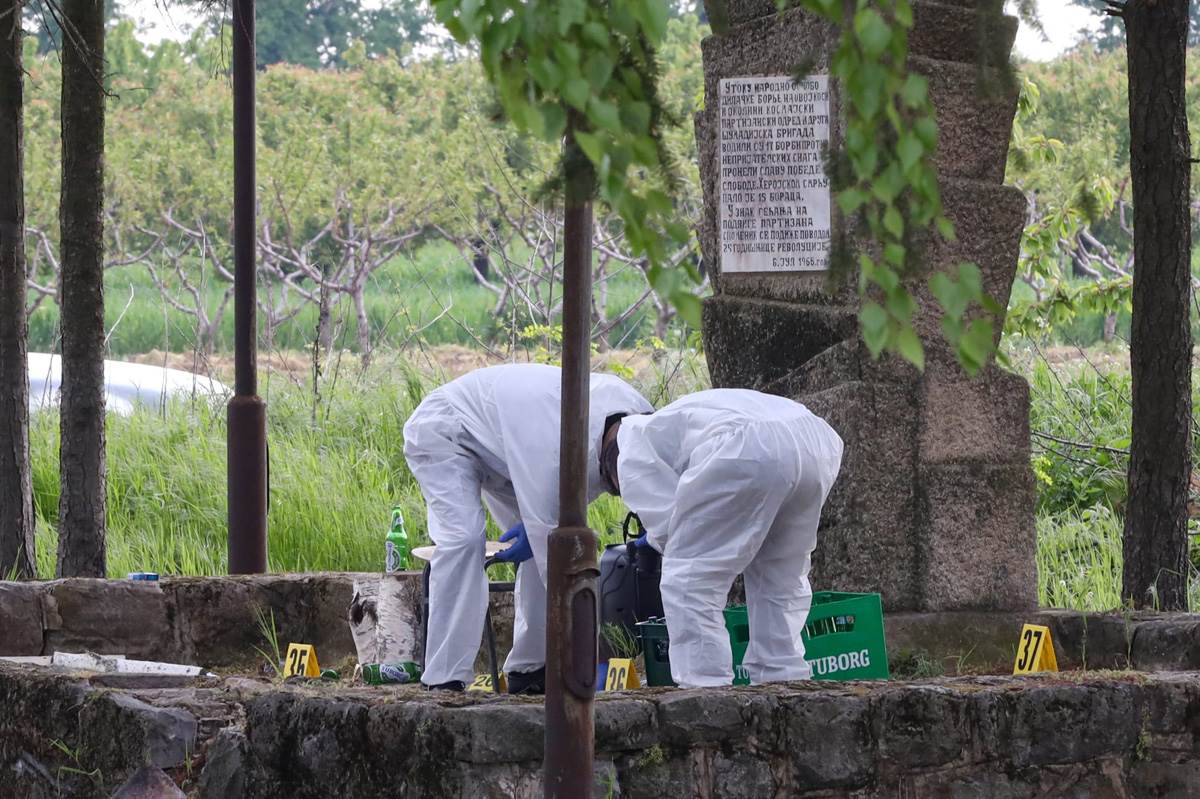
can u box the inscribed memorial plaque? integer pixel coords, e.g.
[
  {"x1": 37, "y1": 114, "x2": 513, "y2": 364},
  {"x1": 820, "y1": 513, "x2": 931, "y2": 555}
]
[{"x1": 718, "y1": 75, "x2": 831, "y2": 273}]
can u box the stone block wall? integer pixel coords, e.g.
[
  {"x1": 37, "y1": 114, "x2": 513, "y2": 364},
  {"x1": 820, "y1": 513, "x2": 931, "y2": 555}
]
[
  {"x1": 697, "y1": 0, "x2": 1037, "y2": 611},
  {"x1": 10, "y1": 662, "x2": 1198, "y2": 798},
  {"x1": 227, "y1": 672, "x2": 1200, "y2": 798},
  {"x1": 0, "y1": 573, "x2": 513, "y2": 676},
  {"x1": 156, "y1": 674, "x2": 1200, "y2": 797}
]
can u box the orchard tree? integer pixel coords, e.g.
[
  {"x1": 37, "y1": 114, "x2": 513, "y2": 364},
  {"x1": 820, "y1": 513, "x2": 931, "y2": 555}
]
[{"x1": 1004, "y1": 47, "x2": 1200, "y2": 341}]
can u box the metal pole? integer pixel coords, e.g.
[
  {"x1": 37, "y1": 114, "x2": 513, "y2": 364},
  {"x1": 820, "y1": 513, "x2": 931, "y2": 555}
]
[
  {"x1": 544, "y1": 127, "x2": 597, "y2": 796},
  {"x1": 227, "y1": 0, "x2": 267, "y2": 574}
]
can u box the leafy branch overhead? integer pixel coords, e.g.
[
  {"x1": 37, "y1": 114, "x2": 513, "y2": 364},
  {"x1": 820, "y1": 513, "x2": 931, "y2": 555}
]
[
  {"x1": 430, "y1": 0, "x2": 702, "y2": 326},
  {"x1": 772, "y1": 0, "x2": 1002, "y2": 373}
]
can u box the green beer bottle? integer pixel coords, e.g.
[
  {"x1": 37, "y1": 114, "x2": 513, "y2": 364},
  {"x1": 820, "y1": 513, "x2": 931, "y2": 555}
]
[
  {"x1": 357, "y1": 661, "x2": 422, "y2": 685},
  {"x1": 386, "y1": 506, "x2": 409, "y2": 572}
]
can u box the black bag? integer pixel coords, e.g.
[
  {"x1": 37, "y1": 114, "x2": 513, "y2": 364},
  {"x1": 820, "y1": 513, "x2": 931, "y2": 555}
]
[{"x1": 597, "y1": 512, "x2": 664, "y2": 660}]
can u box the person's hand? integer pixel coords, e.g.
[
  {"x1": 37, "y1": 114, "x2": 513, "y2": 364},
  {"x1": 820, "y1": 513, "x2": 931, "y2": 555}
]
[
  {"x1": 496, "y1": 523, "x2": 532, "y2": 563},
  {"x1": 631, "y1": 533, "x2": 649, "y2": 549}
]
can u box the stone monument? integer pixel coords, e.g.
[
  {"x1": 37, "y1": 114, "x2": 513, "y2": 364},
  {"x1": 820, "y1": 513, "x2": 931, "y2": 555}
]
[{"x1": 696, "y1": 0, "x2": 1036, "y2": 611}]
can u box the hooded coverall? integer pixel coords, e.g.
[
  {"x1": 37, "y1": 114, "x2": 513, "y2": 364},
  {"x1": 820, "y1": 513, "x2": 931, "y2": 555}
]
[
  {"x1": 616, "y1": 388, "x2": 843, "y2": 687},
  {"x1": 403, "y1": 364, "x2": 652, "y2": 686}
]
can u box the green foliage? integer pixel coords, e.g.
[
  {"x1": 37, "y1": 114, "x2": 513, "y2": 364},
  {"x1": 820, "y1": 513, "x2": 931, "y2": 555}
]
[
  {"x1": 1004, "y1": 73, "x2": 1135, "y2": 340},
  {"x1": 1005, "y1": 47, "x2": 1200, "y2": 346},
  {"x1": 22, "y1": 338, "x2": 1200, "y2": 608},
  {"x1": 1025, "y1": 357, "x2": 1131, "y2": 515},
  {"x1": 889, "y1": 649, "x2": 945, "y2": 679},
  {"x1": 23, "y1": 17, "x2": 711, "y2": 350},
  {"x1": 185, "y1": 0, "x2": 441, "y2": 68},
  {"x1": 1021, "y1": 350, "x2": 1200, "y2": 610},
  {"x1": 600, "y1": 622, "x2": 641, "y2": 659},
  {"x1": 29, "y1": 365, "x2": 418, "y2": 577},
  {"x1": 778, "y1": 0, "x2": 999, "y2": 374},
  {"x1": 431, "y1": 0, "x2": 700, "y2": 326},
  {"x1": 22, "y1": 26, "x2": 549, "y2": 272}
]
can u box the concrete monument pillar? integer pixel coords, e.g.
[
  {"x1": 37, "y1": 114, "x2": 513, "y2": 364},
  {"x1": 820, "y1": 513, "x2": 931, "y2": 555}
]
[{"x1": 696, "y1": 0, "x2": 1036, "y2": 610}]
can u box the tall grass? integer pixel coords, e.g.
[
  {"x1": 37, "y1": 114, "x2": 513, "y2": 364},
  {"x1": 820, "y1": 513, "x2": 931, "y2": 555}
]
[
  {"x1": 1037, "y1": 505, "x2": 1200, "y2": 611},
  {"x1": 1037, "y1": 505, "x2": 1125, "y2": 611},
  {"x1": 27, "y1": 348, "x2": 705, "y2": 578},
  {"x1": 1025, "y1": 348, "x2": 1200, "y2": 610}
]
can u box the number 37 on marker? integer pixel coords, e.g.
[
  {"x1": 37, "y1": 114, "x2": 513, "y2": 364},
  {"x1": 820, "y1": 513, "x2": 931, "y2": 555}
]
[{"x1": 1012, "y1": 624, "x2": 1058, "y2": 675}]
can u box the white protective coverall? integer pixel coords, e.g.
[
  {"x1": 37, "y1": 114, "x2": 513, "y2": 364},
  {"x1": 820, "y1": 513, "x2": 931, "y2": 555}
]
[
  {"x1": 403, "y1": 364, "x2": 652, "y2": 686},
  {"x1": 616, "y1": 388, "x2": 843, "y2": 687}
]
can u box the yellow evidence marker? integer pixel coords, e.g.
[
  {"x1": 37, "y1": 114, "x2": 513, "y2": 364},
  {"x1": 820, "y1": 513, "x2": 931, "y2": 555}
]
[
  {"x1": 284, "y1": 643, "x2": 321, "y2": 678},
  {"x1": 1012, "y1": 624, "x2": 1058, "y2": 675},
  {"x1": 467, "y1": 673, "x2": 508, "y2": 693},
  {"x1": 604, "y1": 658, "x2": 641, "y2": 691}
]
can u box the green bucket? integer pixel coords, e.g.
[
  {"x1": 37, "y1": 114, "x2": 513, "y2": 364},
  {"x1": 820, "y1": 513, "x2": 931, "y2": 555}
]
[{"x1": 636, "y1": 591, "x2": 889, "y2": 686}]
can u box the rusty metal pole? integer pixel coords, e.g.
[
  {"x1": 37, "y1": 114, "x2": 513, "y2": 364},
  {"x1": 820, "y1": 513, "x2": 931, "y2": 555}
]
[
  {"x1": 227, "y1": 0, "x2": 267, "y2": 574},
  {"x1": 544, "y1": 128, "x2": 597, "y2": 796}
]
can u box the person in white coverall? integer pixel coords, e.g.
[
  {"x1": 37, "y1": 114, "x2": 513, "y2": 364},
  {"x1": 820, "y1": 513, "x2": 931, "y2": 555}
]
[
  {"x1": 598, "y1": 388, "x2": 843, "y2": 687},
  {"x1": 403, "y1": 364, "x2": 652, "y2": 692}
]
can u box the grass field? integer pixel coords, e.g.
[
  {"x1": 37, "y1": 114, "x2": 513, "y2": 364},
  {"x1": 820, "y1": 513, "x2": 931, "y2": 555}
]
[
  {"x1": 24, "y1": 339, "x2": 1200, "y2": 611},
  {"x1": 28, "y1": 240, "x2": 663, "y2": 357}
]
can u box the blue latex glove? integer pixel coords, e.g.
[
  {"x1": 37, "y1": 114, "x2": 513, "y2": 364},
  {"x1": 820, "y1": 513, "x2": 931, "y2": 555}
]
[
  {"x1": 496, "y1": 523, "x2": 532, "y2": 564},
  {"x1": 631, "y1": 533, "x2": 650, "y2": 549}
]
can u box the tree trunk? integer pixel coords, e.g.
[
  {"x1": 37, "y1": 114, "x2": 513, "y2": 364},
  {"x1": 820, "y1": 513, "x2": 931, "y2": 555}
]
[
  {"x1": 592, "y1": 258, "x2": 609, "y2": 352},
  {"x1": 0, "y1": 0, "x2": 36, "y2": 579},
  {"x1": 1120, "y1": 0, "x2": 1193, "y2": 610},
  {"x1": 353, "y1": 285, "x2": 371, "y2": 368},
  {"x1": 57, "y1": 0, "x2": 106, "y2": 577},
  {"x1": 1102, "y1": 313, "x2": 1117, "y2": 343},
  {"x1": 471, "y1": 236, "x2": 489, "y2": 281}
]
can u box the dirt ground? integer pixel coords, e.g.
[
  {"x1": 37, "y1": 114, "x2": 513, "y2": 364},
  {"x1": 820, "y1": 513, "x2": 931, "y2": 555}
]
[{"x1": 128, "y1": 344, "x2": 681, "y2": 386}]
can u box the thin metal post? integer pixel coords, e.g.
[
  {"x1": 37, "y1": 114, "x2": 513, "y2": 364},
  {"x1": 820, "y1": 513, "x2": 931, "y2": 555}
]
[
  {"x1": 227, "y1": 0, "x2": 267, "y2": 574},
  {"x1": 544, "y1": 128, "x2": 597, "y2": 796}
]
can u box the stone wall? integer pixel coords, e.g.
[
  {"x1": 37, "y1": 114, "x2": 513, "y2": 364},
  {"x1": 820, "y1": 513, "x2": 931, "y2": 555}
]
[
  {"x1": 8, "y1": 576, "x2": 1200, "y2": 676},
  {"x1": 0, "y1": 573, "x2": 514, "y2": 675},
  {"x1": 696, "y1": 0, "x2": 1036, "y2": 612},
  {"x1": 4, "y1": 661, "x2": 1200, "y2": 798}
]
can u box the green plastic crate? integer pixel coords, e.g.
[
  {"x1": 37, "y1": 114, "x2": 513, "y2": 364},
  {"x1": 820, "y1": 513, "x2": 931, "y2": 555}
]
[
  {"x1": 638, "y1": 607, "x2": 749, "y2": 687},
  {"x1": 636, "y1": 591, "x2": 889, "y2": 686},
  {"x1": 802, "y1": 591, "x2": 890, "y2": 681}
]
